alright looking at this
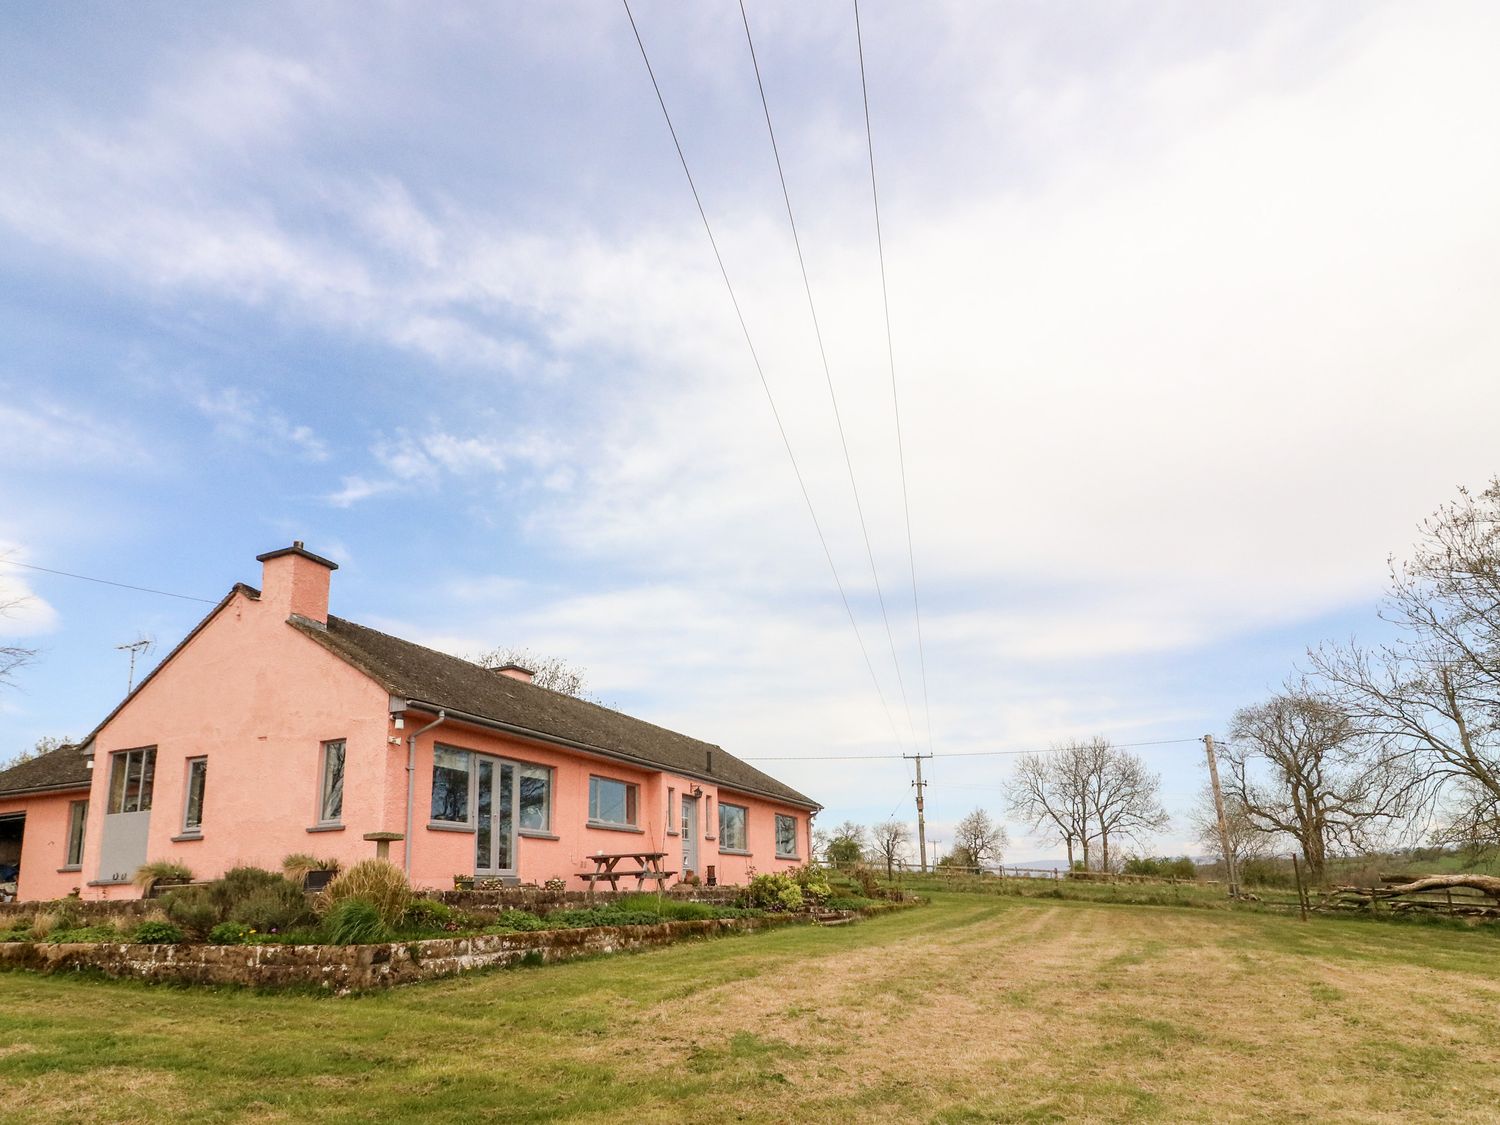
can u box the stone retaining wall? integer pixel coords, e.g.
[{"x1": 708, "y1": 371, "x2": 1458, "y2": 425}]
[
  {"x1": 1, "y1": 884, "x2": 746, "y2": 924},
  {"x1": 0, "y1": 907, "x2": 907, "y2": 992}
]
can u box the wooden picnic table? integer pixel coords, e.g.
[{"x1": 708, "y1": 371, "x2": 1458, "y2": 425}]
[{"x1": 576, "y1": 850, "x2": 677, "y2": 897}]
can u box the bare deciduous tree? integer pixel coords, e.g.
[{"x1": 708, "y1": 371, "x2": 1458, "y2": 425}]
[
  {"x1": 1187, "y1": 785, "x2": 1273, "y2": 874},
  {"x1": 1, "y1": 582, "x2": 38, "y2": 691},
  {"x1": 473, "y1": 646, "x2": 596, "y2": 701},
  {"x1": 1082, "y1": 741, "x2": 1169, "y2": 872},
  {"x1": 951, "y1": 808, "x2": 1007, "y2": 869},
  {"x1": 1007, "y1": 747, "x2": 1095, "y2": 869},
  {"x1": 1311, "y1": 480, "x2": 1500, "y2": 850},
  {"x1": 870, "y1": 819, "x2": 912, "y2": 878},
  {"x1": 1223, "y1": 688, "x2": 1414, "y2": 882}
]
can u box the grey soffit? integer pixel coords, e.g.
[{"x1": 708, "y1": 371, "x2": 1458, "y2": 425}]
[
  {"x1": 0, "y1": 744, "x2": 91, "y2": 798},
  {"x1": 292, "y1": 615, "x2": 819, "y2": 811}
]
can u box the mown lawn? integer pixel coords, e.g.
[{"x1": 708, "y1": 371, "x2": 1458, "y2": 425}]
[{"x1": 2, "y1": 893, "x2": 1498, "y2": 1123}]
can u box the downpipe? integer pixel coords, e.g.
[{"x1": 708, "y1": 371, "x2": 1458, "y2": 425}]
[{"x1": 405, "y1": 710, "x2": 446, "y2": 876}]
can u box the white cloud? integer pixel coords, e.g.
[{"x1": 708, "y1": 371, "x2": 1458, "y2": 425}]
[
  {"x1": 5, "y1": 2, "x2": 1499, "y2": 852},
  {"x1": 193, "y1": 385, "x2": 329, "y2": 461},
  {"x1": 0, "y1": 547, "x2": 60, "y2": 637}
]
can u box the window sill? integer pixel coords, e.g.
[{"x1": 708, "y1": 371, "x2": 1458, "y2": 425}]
[
  {"x1": 665, "y1": 829, "x2": 679, "y2": 837},
  {"x1": 57, "y1": 865, "x2": 82, "y2": 873},
  {"x1": 586, "y1": 820, "x2": 645, "y2": 834},
  {"x1": 718, "y1": 847, "x2": 752, "y2": 857},
  {"x1": 776, "y1": 854, "x2": 800, "y2": 862},
  {"x1": 87, "y1": 878, "x2": 132, "y2": 887},
  {"x1": 306, "y1": 824, "x2": 345, "y2": 834},
  {"x1": 427, "y1": 822, "x2": 476, "y2": 834},
  {"x1": 171, "y1": 832, "x2": 204, "y2": 843},
  {"x1": 517, "y1": 829, "x2": 559, "y2": 840}
]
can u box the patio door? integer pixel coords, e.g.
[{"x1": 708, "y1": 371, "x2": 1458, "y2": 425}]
[
  {"x1": 680, "y1": 796, "x2": 698, "y2": 876},
  {"x1": 474, "y1": 757, "x2": 516, "y2": 879}
]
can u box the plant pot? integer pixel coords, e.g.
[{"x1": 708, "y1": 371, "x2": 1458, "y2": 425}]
[
  {"x1": 302, "y1": 869, "x2": 337, "y2": 893},
  {"x1": 148, "y1": 877, "x2": 190, "y2": 899}
]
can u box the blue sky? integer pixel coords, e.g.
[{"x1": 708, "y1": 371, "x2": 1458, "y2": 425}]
[{"x1": 3, "y1": 2, "x2": 1498, "y2": 860}]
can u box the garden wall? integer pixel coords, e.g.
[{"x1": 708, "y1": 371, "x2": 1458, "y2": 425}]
[
  {"x1": 0, "y1": 910, "x2": 891, "y2": 992},
  {"x1": 0, "y1": 885, "x2": 744, "y2": 925}
]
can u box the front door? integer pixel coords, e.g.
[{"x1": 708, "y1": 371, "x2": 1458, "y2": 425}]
[
  {"x1": 474, "y1": 757, "x2": 516, "y2": 879},
  {"x1": 680, "y1": 796, "x2": 698, "y2": 876}
]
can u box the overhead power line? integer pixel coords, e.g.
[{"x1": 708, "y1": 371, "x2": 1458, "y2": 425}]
[
  {"x1": 621, "y1": 0, "x2": 908, "y2": 753},
  {"x1": 743, "y1": 737, "x2": 1208, "y2": 762},
  {"x1": 0, "y1": 559, "x2": 217, "y2": 605},
  {"x1": 738, "y1": 0, "x2": 918, "y2": 747},
  {"x1": 853, "y1": 0, "x2": 933, "y2": 754}
]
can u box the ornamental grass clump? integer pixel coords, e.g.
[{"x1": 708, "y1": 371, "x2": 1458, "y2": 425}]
[
  {"x1": 324, "y1": 899, "x2": 389, "y2": 945},
  {"x1": 132, "y1": 860, "x2": 194, "y2": 897},
  {"x1": 318, "y1": 860, "x2": 411, "y2": 930},
  {"x1": 281, "y1": 852, "x2": 342, "y2": 887}
]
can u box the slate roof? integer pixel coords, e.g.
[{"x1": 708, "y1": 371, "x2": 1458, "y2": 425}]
[
  {"x1": 0, "y1": 744, "x2": 90, "y2": 797},
  {"x1": 294, "y1": 615, "x2": 819, "y2": 810}
]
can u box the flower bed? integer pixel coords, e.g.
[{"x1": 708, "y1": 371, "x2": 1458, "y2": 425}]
[{"x1": 0, "y1": 904, "x2": 910, "y2": 992}]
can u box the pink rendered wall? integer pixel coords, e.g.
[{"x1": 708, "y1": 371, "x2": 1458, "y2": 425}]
[
  {"x1": 0, "y1": 789, "x2": 89, "y2": 902},
  {"x1": 77, "y1": 587, "x2": 394, "y2": 901},
  {"x1": 258, "y1": 553, "x2": 332, "y2": 624},
  {"x1": 403, "y1": 720, "x2": 813, "y2": 891}
]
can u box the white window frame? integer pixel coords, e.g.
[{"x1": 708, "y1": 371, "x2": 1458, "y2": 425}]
[
  {"x1": 182, "y1": 757, "x2": 208, "y2": 834},
  {"x1": 317, "y1": 739, "x2": 346, "y2": 825},
  {"x1": 588, "y1": 775, "x2": 639, "y2": 828}
]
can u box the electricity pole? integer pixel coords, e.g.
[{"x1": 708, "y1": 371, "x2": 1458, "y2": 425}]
[
  {"x1": 1202, "y1": 734, "x2": 1240, "y2": 898},
  {"x1": 905, "y1": 752, "x2": 932, "y2": 873}
]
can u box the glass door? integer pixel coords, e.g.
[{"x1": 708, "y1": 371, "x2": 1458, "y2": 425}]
[{"x1": 474, "y1": 758, "x2": 516, "y2": 878}]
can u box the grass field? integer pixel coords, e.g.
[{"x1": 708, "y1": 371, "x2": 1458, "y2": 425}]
[{"x1": 2, "y1": 892, "x2": 1498, "y2": 1123}]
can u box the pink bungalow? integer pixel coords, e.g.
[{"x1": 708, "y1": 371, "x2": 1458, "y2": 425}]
[{"x1": 0, "y1": 544, "x2": 819, "y2": 903}]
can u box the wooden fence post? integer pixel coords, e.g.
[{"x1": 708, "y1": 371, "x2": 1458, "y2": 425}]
[{"x1": 1292, "y1": 854, "x2": 1308, "y2": 922}]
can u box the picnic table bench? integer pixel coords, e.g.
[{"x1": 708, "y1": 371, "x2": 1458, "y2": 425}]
[{"x1": 576, "y1": 850, "x2": 677, "y2": 897}]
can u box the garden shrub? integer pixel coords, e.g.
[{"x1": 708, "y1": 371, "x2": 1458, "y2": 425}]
[
  {"x1": 546, "y1": 907, "x2": 664, "y2": 929},
  {"x1": 48, "y1": 924, "x2": 121, "y2": 944},
  {"x1": 227, "y1": 883, "x2": 314, "y2": 934},
  {"x1": 160, "y1": 866, "x2": 310, "y2": 940},
  {"x1": 131, "y1": 920, "x2": 184, "y2": 944},
  {"x1": 318, "y1": 860, "x2": 411, "y2": 929},
  {"x1": 208, "y1": 921, "x2": 253, "y2": 945},
  {"x1": 163, "y1": 887, "x2": 220, "y2": 940},
  {"x1": 852, "y1": 866, "x2": 882, "y2": 900},
  {"x1": 742, "y1": 872, "x2": 804, "y2": 912},
  {"x1": 402, "y1": 897, "x2": 455, "y2": 930},
  {"x1": 483, "y1": 910, "x2": 547, "y2": 933},
  {"x1": 324, "y1": 899, "x2": 389, "y2": 945},
  {"x1": 790, "y1": 864, "x2": 832, "y2": 904},
  {"x1": 825, "y1": 895, "x2": 876, "y2": 911}
]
